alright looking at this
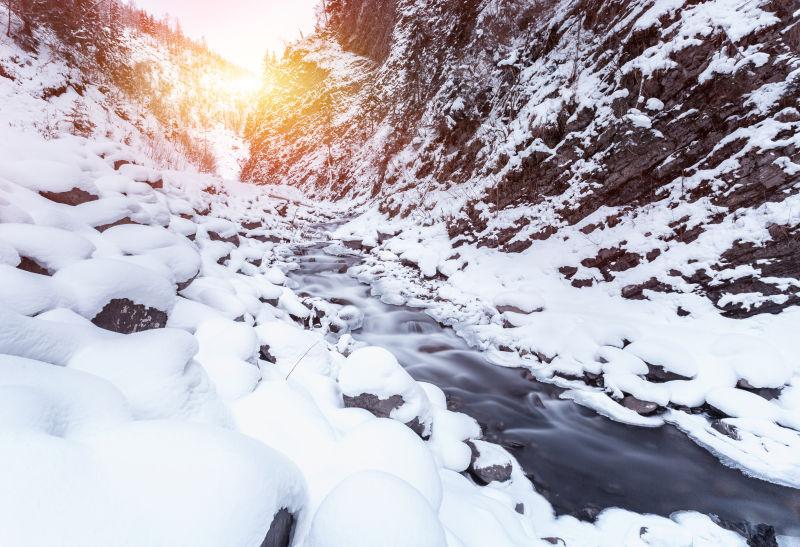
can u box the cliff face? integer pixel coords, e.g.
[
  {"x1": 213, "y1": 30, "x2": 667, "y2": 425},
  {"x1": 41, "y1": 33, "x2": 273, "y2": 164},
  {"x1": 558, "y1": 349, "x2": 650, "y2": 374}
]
[{"x1": 243, "y1": 0, "x2": 800, "y2": 318}]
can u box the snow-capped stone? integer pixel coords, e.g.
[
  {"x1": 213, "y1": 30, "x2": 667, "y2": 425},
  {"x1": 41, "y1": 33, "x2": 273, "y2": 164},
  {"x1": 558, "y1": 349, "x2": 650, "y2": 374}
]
[
  {"x1": 53, "y1": 258, "x2": 176, "y2": 332},
  {"x1": 338, "y1": 346, "x2": 433, "y2": 438},
  {"x1": 465, "y1": 440, "x2": 514, "y2": 485},
  {"x1": 0, "y1": 223, "x2": 95, "y2": 273}
]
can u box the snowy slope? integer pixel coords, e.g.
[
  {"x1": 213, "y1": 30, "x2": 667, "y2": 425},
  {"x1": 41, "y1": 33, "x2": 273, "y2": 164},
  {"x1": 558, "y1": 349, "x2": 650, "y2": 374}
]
[{"x1": 242, "y1": 0, "x2": 800, "y2": 501}]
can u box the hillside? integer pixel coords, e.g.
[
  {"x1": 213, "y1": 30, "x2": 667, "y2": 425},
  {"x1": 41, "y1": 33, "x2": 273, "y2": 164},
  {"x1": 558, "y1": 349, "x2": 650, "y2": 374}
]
[
  {"x1": 0, "y1": 1, "x2": 799, "y2": 546},
  {"x1": 1, "y1": 0, "x2": 256, "y2": 176},
  {"x1": 244, "y1": 0, "x2": 799, "y2": 318}
]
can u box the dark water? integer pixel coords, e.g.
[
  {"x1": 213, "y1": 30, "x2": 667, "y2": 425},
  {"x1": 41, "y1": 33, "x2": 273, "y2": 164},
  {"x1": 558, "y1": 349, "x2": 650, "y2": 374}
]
[{"x1": 289, "y1": 244, "x2": 800, "y2": 536}]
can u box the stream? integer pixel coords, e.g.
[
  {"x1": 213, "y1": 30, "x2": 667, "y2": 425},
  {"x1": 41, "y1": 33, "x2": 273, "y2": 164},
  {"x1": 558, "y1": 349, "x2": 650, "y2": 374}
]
[{"x1": 289, "y1": 241, "x2": 800, "y2": 536}]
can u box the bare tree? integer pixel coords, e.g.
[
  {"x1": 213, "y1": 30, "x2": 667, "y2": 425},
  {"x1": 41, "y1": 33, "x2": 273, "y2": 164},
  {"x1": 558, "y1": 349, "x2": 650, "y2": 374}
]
[{"x1": 5, "y1": 0, "x2": 12, "y2": 37}]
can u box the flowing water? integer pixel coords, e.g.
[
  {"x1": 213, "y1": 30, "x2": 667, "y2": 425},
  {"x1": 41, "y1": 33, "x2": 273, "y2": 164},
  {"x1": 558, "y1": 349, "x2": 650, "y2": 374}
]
[{"x1": 289, "y1": 242, "x2": 800, "y2": 536}]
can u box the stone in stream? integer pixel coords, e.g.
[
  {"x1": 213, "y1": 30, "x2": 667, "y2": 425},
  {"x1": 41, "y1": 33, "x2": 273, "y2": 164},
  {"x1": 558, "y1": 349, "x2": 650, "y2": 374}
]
[
  {"x1": 91, "y1": 298, "x2": 168, "y2": 334},
  {"x1": 710, "y1": 516, "x2": 778, "y2": 547},
  {"x1": 620, "y1": 395, "x2": 660, "y2": 416},
  {"x1": 465, "y1": 439, "x2": 513, "y2": 485},
  {"x1": 711, "y1": 419, "x2": 741, "y2": 441},
  {"x1": 338, "y1": 347, "x2": 433, "y2": 439}
]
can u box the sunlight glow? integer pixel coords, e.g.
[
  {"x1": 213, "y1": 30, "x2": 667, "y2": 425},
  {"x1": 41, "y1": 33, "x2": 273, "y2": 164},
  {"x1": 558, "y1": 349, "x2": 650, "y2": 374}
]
[{"x1": 134, "y1": 0, "x2": 319, "y2": 74}]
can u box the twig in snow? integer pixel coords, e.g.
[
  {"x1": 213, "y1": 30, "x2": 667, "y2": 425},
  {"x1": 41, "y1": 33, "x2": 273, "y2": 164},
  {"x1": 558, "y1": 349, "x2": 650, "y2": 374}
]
[{"x1": 285, "y1": 340, "x2": 322, "y2": 380}]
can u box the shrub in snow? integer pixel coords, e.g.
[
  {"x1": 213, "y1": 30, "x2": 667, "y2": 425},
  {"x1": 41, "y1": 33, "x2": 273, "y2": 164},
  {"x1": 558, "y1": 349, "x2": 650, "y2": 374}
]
[
  {"x1": 306, "y1": 471, "x2": 446, "y2": 547},
  {"x1": 338, "y1": 346, "x2": 433, "y2": 438}
]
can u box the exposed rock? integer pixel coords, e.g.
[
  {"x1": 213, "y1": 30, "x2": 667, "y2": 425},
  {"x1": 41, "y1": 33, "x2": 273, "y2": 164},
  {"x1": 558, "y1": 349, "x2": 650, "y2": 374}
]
[
  {"x1": 710, "y1": 516, "x2": 778, "y2": 547},
  {"x1": 259, "y1": 344, "x2": 277, "y2": 364},
  {"x1": 736, "y1": 379, "x2": 783, "y2": 401},
  {"x1": 17, "y1": 256, "x2": 50, "y2": 276},
  {"x1": 95, "y1": 217, "x2": 138, "y2": 233},
  {"x1": 711, "y1": 419, "x2": 741, "y2": 441},
  {"x1": 621, "y1": 278, "x2": 673, "y2": 300},
  {"x1": 207, "y1": 230, "x2": 240, "y2": 246},
  {"x1": 260, "y1": 508, "x2": 294, "y2": 547},
  {"x1": 620, "y1": 395, "x2": 660, "y2": 416},
  {"x1": 645, "y1": 364, "x2": 691, "y2": 383},
  {"x1": 91, "y1": 298, "x2": 168, "y2": 334},
  {"x1": 343, "y1": 392, "x2": 430, "y2": 439},
  {"x1": 343, "y1": 392, "x2": 405, "y2": 419},
  {"x1": 39, "y1": 188, "x2": 98, "y2": 206},
  {"x1": 176, "y1": 273, "x2": 198, "y2": 292},
  {"x1": 242, "y1": 220, "x2": 262, "y2": 230}
]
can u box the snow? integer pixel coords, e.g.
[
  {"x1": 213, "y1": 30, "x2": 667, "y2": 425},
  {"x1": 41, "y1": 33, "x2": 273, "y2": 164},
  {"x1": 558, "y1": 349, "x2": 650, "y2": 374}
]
[
  {"x1": 0, "y1": 8, "x2": 791, "y2": 545},
  {"x1": 0, "y1": 159, "x2": 95, "y2": 195},
  {"x1": 0, "y1": 223, "x2": 95, "y2": 272},
  {"x1": 307, "y1": 471, "x2": 446, "y2": 547},
  {"x1": 54, "y1": 257, "x2": 176, "y2": 318}
]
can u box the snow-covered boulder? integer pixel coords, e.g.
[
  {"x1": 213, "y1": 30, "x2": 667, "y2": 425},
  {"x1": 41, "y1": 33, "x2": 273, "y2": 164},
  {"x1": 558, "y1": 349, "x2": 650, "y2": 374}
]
[
  {"x1": 0, "y1": 159, "x2": 99, "y2": 205},
  {"x1": 54, "y1": 258, "x2": 176, "y2": 333},
  {"x1": 465, "y1": 439, "x2": 514, "y2": 486},
  {"x1": 102, "y1": 224, "x2": 201, "y2": 289},
  {"x1": 338, "y1": 346, "x2": 433, "y2": 438},
  {"x1": 0, "y1": 223, "x2": 94, "y2": 274},
  {"x1": 194, "y1": 318, "x2": 261, "y2": 400}
]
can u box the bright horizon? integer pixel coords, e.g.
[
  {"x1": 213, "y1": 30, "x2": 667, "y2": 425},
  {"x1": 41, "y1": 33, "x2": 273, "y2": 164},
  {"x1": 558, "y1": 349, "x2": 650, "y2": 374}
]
[{"x1": 134, "y1": 0, "x2": 319, "y2": 74}]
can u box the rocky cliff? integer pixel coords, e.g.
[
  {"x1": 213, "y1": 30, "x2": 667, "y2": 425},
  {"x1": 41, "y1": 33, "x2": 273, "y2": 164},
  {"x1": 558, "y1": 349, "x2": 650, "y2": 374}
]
[{"x1": 243, "y1": 0, "x2": 800, "y2": 319}]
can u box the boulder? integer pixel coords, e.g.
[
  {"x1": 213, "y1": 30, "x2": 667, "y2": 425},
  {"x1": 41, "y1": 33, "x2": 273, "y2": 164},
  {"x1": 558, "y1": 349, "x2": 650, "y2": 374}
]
[
  {"x1": 91, "y1": 298, "x2": 168, "y2": 334},
  {"x1": 465, "y1": 439, "x2": 513, "y2": 485}
]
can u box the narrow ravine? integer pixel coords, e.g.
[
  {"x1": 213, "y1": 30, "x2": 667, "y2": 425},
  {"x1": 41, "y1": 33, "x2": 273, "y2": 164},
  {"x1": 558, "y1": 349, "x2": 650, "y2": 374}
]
[{"x1": 288, "y1": 241, "x2": 800, "y2": 537}]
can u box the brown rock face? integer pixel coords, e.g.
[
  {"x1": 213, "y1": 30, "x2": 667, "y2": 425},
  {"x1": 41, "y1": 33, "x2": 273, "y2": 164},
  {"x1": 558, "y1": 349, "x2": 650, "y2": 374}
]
[
  {"x1": 91, "y1": 298, "x2": 168, "y2": 334},
  {"x1": 17, "y1": 256, "x2": 50, "y2": 276},
  {"x1": 40, "y1": 188, "x2": 98, "y2": 205}
]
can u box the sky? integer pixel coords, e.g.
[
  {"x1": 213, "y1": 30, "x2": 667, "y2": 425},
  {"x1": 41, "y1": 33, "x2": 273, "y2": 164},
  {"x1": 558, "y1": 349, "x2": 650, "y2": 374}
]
[{"x1": 134, "y1": 0, "x2": 319, "y2": 74}]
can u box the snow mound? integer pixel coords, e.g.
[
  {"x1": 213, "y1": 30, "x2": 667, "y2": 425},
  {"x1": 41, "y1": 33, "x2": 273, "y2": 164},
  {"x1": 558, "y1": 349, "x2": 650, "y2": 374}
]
[{"x1": 307, "y1": 471, "x2": 447, "y2": 547}]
